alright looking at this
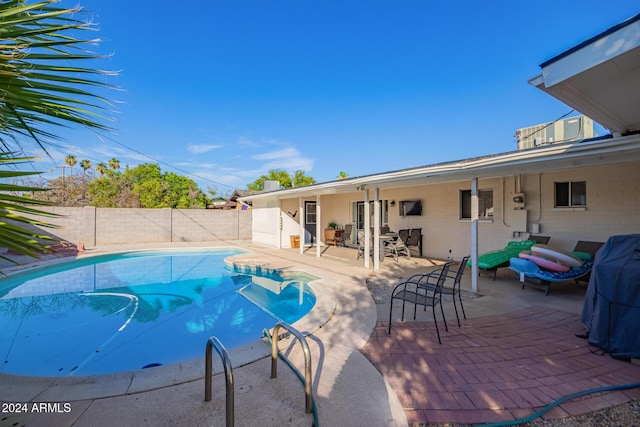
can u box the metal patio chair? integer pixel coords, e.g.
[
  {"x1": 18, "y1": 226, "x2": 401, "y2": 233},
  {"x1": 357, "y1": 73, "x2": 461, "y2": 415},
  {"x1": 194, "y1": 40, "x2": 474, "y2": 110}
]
[
  {"x1": 388, "y1": 262, "x2": 452, "y2": 344},
  {"x1": 407, "y1": 256, "x2": 470, "y2": 327}
]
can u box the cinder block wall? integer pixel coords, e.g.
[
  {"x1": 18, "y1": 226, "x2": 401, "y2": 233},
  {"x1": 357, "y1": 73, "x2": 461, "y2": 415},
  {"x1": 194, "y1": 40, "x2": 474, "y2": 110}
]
[{"x1": 19, "y1": 207, "x2": 251, "y2": 246}]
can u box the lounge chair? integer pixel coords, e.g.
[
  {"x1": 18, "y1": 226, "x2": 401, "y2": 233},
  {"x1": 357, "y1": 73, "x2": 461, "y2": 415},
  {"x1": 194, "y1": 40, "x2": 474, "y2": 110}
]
[
  {"x1": 508, "y1": 240, "x2": 603, "y2": 295},
  {"x1": 470, "y1": 240, "x2": 536, "y2": 281},
  {"x1": 529, "y1": 235, "x2": 551, "y2": 244},
  {"x1": 572, "y1": 240, "x2": 604, "y2": 283}
]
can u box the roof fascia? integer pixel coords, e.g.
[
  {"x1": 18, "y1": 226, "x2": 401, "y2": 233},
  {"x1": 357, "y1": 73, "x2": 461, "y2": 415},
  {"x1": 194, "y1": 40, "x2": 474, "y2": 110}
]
[
  {"x1": 537, "y1": 14, "x2": 640, "y2": 88},
  {"x1": 238, "y1": 134, "x2": 640, "y2": 202}
]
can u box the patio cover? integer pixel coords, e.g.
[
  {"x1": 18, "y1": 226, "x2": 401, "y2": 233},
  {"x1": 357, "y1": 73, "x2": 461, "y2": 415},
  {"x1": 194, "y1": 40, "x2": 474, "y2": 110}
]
[{"x1": 581, "y1": 234, "x2": 640, "y2": 358}]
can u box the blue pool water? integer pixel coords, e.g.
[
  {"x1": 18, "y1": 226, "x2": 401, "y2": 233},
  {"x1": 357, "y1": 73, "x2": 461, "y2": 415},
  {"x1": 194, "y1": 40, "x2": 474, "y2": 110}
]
[{"x1": 0, "y1": 250, "x2": 316, "y2": 377}]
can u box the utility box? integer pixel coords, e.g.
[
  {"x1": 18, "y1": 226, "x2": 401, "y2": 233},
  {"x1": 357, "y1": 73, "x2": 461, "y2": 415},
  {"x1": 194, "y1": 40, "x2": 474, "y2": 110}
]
[
  {"x1": 513, "y1": 193, "x2": 525, "y2": 209},
  {"x1": 511, "y1": 209, "x2": 528, "y2": 232}
]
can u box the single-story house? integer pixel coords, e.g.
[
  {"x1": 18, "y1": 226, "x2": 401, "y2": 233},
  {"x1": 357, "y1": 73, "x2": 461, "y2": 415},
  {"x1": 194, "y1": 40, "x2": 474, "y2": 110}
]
[
  {"x1": 240, "y1": 14, "x2": 640, "y2": 292},
  {"x1": 210, "y1": 189, "x2": 260, "y2": 210}
]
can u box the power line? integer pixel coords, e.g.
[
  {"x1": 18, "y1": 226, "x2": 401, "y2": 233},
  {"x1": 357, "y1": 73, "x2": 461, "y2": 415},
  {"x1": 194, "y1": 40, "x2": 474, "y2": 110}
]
[
  {"x1": 105, "y1": 137, "x2": 236, "y2": 191},
  {"x1": 518, "y1": 109, "x2": 576, "y2": 142},
  {"x1": 37, "y1": 136, "x2": 238, "y2": 191}
]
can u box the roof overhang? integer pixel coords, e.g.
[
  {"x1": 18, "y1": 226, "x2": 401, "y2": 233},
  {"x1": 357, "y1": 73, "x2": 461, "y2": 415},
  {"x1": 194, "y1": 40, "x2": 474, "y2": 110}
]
[
  {"x1": 529, "y1": 14, "x2": 640, "y2": 135},
  {"x1": 239, "y1": 133, "x2": 640, "y2": 202}
]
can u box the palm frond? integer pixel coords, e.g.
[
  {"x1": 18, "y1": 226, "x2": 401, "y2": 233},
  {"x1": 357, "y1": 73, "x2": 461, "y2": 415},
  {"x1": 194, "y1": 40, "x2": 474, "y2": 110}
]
[
  {"x1": 0, "y1": 0, "x2": 117, "y2": 153},
  {"x1": 0, "y1": 152, "x2": 59, "y2": 259}
]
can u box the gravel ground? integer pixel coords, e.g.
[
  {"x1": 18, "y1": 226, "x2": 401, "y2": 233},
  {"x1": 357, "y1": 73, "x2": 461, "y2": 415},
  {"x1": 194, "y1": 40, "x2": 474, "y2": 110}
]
[
  {"x1": 366, "y1": 273, "x2": 640, "y2": 427},
  {"x1": 366, "y1": 271, "x2": 483, "y2": 305},
  {"x1": 412, "y1": 399, "x2": 639, "y2": 426},
  {"x1": 518, "y1": 399, "x2": 640, "y2": 427}
]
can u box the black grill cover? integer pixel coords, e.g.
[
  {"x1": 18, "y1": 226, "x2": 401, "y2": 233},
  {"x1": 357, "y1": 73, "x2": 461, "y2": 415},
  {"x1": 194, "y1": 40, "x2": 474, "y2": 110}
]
[{"x1": 581, "y1": 234, "x2": 640, "y2": 358}]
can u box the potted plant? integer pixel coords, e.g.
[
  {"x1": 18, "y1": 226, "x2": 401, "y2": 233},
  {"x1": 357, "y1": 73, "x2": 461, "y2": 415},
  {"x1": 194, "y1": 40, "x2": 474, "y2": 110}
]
[{"x1": 328, "y1": 222, "x2": 337, "y2": 229}]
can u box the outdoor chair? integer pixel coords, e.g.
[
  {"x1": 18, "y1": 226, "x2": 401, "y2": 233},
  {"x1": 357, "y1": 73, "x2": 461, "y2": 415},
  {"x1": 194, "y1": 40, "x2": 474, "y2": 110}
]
[
  {"x1": 406, "y1": 228, "x2": 423, "y2": 257},
  {"x1": 407, "y1": 256, "x2": 470, "y2": 327},
  {"x1": 342, "y1": 224, "x2": 353, "y2": 247},
  {"x1": 357, "y1": 231, "x2": 372, "y2": 260},
  {"x1": 398, "y1": 229, "x2": 410, "y2": 245},
  {"x1": 383, "y1": 236, "x2": 411, "y2": 261},
  {"x1": 388, "y1": 262, "x2": 452, "y2": 344}
]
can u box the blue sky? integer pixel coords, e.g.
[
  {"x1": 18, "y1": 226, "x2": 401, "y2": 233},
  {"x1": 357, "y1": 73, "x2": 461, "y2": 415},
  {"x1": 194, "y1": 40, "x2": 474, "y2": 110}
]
[{"x1": 24, "y1": 1, "x2": 640, "y2": 194}]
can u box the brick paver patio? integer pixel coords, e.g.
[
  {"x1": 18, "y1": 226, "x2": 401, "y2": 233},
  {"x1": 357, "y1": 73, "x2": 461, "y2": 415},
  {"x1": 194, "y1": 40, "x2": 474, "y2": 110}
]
[{"x1": 362, "y1": 306, "x2": 640, "y2": 425}]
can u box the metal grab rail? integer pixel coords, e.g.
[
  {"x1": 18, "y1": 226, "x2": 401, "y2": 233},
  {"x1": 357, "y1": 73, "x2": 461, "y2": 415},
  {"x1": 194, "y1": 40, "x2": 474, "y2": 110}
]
[
  {"x1": 204, "y1": 336, "x2": 234, "y2": 427},
  {"x1": 270, "y1": 321, "x2": 314, "y2": 414}
]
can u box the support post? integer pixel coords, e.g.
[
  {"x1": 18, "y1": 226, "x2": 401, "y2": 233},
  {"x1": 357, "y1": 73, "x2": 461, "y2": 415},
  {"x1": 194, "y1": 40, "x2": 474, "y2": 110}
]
[
  {"x1": 299, "y1": 197, "x2": 304, "y2": 254},
  {"x1": 364, "y1": 189, "x2": 370, "y2": 268},
  {"x1": 316, "y1": 194, "x2": 321, "y2": 258},
  {"x1": 373, "y1": 188, "x2": 380, "y2": 270},
  {"x1": 471, "y1": 178, "x2": 479, "y2": 292}
]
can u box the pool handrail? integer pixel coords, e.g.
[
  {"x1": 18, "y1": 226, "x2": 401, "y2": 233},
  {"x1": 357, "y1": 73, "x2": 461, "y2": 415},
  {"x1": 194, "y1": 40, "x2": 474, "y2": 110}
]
[
  {"x1": 204, "y1": 335, "x2": 234, "y2": 427},
  {"x1": 270, "y1": 321, "x2": 314, "y2": 414}
]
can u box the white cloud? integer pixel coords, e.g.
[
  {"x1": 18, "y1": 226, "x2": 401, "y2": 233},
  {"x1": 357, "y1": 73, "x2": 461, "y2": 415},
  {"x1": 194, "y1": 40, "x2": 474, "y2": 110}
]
[
  {"x1": 187, "y1": 144, "x2": 222, "y2": 154},
  {"x1": 252, "y1": 147, "x2": 314, "y2": 172}
]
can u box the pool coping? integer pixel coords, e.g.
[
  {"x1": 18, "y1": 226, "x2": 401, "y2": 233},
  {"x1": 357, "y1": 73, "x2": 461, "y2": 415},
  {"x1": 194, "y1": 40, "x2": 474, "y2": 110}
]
[{"x1": 0, "y1": 246, "x2": 338, "y2": 402}]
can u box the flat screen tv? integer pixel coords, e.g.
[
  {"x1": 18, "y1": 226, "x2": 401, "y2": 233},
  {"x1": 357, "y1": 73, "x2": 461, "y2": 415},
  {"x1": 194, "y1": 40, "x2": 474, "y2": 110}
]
[{"x1": 399, "y1": 200, "x2": 422, "y2": 216}]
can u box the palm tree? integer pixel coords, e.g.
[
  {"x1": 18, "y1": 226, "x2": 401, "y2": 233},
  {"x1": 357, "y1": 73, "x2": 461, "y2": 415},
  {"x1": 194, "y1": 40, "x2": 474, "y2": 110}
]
[
  {"x1": 65, "y1": 155, "x2": 77, "y2": 180},
  {"x1": 0, "y1": 1, "x2": 116, "y2": 257},
  {"x1": 0, "y1": 153, "x2": 61, "y2": 260},
  {"x1": 108, "y1": 158, "x2": 120, "y2": 171},
  {"x1": 80, "y1": 159, "x2": 92, "y2": 177},
  {"x1": 95, "y1": 163, "x2": 108, "y2": 177}
]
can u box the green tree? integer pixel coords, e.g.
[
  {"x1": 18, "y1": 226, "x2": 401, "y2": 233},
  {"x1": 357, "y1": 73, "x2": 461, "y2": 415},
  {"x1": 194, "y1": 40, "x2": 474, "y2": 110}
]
[
  {"x1": 88, "y1": 163, "x2": 210, "y2": 208},
  {"x1": 80, "y1": 159, "x2": 92, "y2": 177},
  {"x1": 95, "y1": 162, "x2": 108, "y2": 177},
  {"x1": 247, "y1": 169, "x2": 315, "y2": 191},
  {"x1": 87, "y1": 170, "x2": 134, "y2": 207},
  {"x1": 0, "y1": 1, "x2": 116, "y2": 257},
  {"x1": 337, "y1": 171, "x2": 348, "y2": 180},
  {"x1": 108, "y1": 158, "x2": 120, "y2": 171},
  {"x1": 293, "y1": 169, "x2": 316, "y2": 187}
]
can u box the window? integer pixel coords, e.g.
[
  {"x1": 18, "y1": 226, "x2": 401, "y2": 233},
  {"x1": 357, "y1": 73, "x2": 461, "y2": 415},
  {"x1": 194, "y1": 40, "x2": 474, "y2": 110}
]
[
  {"x1": 351, "y1": 200, "x2": 389, "y2": 229},
  {"x1": 305, "y1": 202, "x2": 316, "y2": 224},
  {"x1": 460, "y1": 189, "x2": 493, "y2": 219},
  {"x1": 555, "y1": 181, "x2": 586, "y2": 207}
]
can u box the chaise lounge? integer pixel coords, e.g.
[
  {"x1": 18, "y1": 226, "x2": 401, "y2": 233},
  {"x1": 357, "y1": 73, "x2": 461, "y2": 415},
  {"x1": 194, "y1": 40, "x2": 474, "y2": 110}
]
[
  {"x1": 509, "y1": 240, "x2": 604, "y2": 295},
  {"x1": 469, "y1": 239, "x2": 537, "y2": 281}
]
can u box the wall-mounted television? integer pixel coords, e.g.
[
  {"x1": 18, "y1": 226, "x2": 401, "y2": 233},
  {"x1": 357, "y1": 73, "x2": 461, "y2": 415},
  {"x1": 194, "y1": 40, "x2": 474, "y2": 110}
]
[{"x1": 399, "y1": 200, "x2": 422, "y2": 216}]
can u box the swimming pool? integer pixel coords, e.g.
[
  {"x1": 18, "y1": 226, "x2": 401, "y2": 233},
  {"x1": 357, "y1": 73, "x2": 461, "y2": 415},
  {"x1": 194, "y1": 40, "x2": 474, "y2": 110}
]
[{"x1": 0, "y1": 249, "x2": 316, "y2": 377}]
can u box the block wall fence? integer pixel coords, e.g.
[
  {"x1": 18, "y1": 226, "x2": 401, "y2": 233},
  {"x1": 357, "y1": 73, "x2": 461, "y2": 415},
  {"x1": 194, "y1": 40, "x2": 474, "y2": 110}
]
[{"x1": 26, "y1": 207, "x2": 252, "y2": 246}]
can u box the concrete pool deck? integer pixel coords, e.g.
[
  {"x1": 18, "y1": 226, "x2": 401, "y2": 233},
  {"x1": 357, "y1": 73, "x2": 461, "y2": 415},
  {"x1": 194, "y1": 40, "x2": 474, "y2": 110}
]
[{"x1": 0, "y1": 241, "x2": 638, "y2": 426}]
